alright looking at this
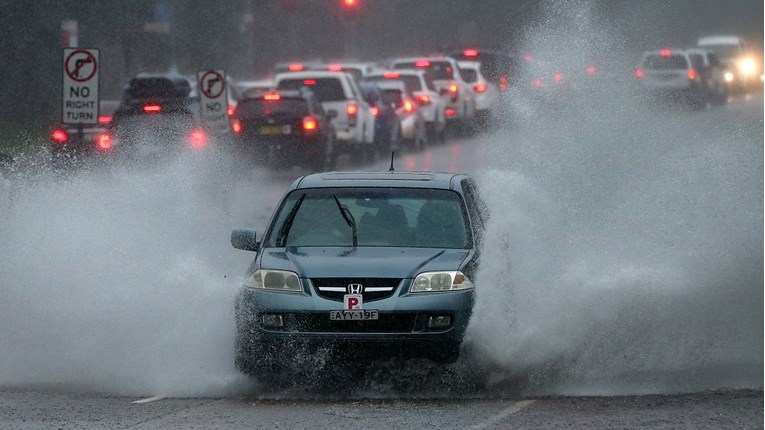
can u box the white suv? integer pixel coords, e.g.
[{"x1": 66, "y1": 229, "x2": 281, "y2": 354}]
[
  {"x1": 635, "y1": 49, "x2": 707, "y2": 108},
  {"x1": 274, "y1": 71, "x2": 375, "y2": 160},
  {"x1": 390, "y1": 57, "x2": 477, "y2": 124}
]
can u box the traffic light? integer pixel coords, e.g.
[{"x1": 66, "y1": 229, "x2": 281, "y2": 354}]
[{"x1": 339, "y1": 0, "x2": 361, "y2": 22}]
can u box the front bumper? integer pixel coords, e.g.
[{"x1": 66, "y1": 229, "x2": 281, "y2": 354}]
[{"x1": 235, "y1": 282, "x2": 474, "y2": 352}]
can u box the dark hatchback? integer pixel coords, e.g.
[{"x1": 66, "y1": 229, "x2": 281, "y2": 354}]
[
  {"x1": 231, "y1": 90, "x2": 336, "y2": 170},
  {"x1": 107, "y1": 74, "x2": 217, "y2": 162},
  {"x1": 231, "y1": 171, "x2": 488, "y2": 379}
]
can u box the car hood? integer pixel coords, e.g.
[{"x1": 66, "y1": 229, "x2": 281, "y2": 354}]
[{"x1": 259, "y1": 247, "x2": 470, "y2": 278}]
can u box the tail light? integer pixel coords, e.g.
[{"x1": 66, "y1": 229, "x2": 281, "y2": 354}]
[
  {"x1": 264, "y1": 93, "x2": 282, "y2": 101},
  {"x1": 231, "y1": 119, "x2": 242, "y2": 134},
  {"x1": 51, "y1": 129, "x2": 68, "y2": 143},
  {"x1": 98, "y1": 115, "x2": 112, "y2": 124},
  {"x1": 444, "y1": 108, "x2": 458, "y2": 117},
  {"x1": 660, "y1": 49, "x2": 672, "y2": 57},
  {"x1": 523, "y1": 53, "x2": 533, "y2": 62},
  {"x1": 499, "y1": 76, "x2": 508, "y2": 91},
  {"x1": 189, "y1": 129, "x2": 208, "y2": 149},
  {"x1": 415, "y1": 94, "x2": 431, "y2": 105},
  {"x1": 448, "y1": 83, "x2": 459, "y2": 101},
  {"x1": 473, "y1": 82, "x2": 488, "y2": 93},
  {"x1": 143, "y1": 104, "x2": 161, "y2": 113},
  {"x1": 403, "y1": 100, "x2": 414, "y2": 113},
  {"x1": 586, "y1": 65, "x2": 597, "y2": 75},
  {"x1": 688, "y1": 69, "x2": 697, "y2": 80},
  {"x1": 463, "y1": 49, "x2": 478, "y2": 58},
  {"x1": 328, "y1": 64, "x2": 343, "y2": 72},
  {"x1": 227, "y1": 105, "x2": 236, "y2": 116},
  {"x1": 415, "y1": 60, "x2": 431, "y2": 68},
  {"x1": 303, "y1": 116, "x2": 318, "y2": 133},
  {"x1": 288, "y1": 63, "x2": 304, "y2": 71},
  {"x1": 635, "y1": 69, "x2": 644, "y2": 79},
  {"x1": 553, "y1": 72, "x2": 564, "y2": 84},
  {"x1": 532, "y1": 78, "x2": 543, "y2": 88},
  {"x1": 302, "y1": 79, "x2": 316, "y2": 85},
  {"x1": 370, "y1": 106, "x2": 379, "y2": 116},
  {"x1": 383, "y1": 72, "x2": 400, "y2": 79},
  {"x1": 96, "y1": 132, "x2": 112, "y2": 151},
  {"x1": 346, "y1": 103, "x2": 358, "y2": 126}
]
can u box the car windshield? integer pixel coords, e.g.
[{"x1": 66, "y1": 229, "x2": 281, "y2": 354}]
[
  {"x1": 267, "y1": 188, "x2": 469, "y2": 248},
  {"x1": 237, "y1": 98, "x2": 308, "y2": 119},
  {"x1": 276, "y1": 78, "x2": 346, "y2": 101},
  {"x1": 643, "y1": 55, "x2": 689, "y2": 70}
]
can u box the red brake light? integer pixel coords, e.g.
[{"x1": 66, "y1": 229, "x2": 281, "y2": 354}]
[
  {"x1": 553, "y1": 72, "x2": 564, "y2": 84},
  {"x1": 370, "y1": 106, "x2": 379, "y2": 116},
  {"x1": 403, "y1": 100, "x2": 414, "y2": 113},
  {"x1": 660, "y1": 49, "x2": 672, "y2": 57},
  {"x1": 52, "y1": 129, "x2": 68, "y2": 143},
  {"x1": 635, "y1": 69, "x2": 644, "y2": 78},
  {"x1": 303, "y1": 79, "x2": 316, "y2": 85},
  {"x1": 227, "y1": 105, "x2": 235, "y2": 116},
  {"x1": 328, "y1": 64, "x2": 343, "y2": 72},
  {"x1": 499, "y1": 76, "x2": 508, "y2": 91},
  {"x1": 343, "y1": 0, "x2": 357, "y2": 6},
  {"x1": 231, "y1": 119, "x2": 242, "y2": 134},
  {"x1": 302, "y1": 115, "x2": 318, "y2": 132},
  {"x1": 444, "y1": 108, "x2": 458, "y2": 117},
  {"x1": 288, "y1": 63, "x2": 304, "y2": 71},
  {"x1": 688, "y1": 68, "x2": 697, "y2": 80},
  {"x1": 523, "y1": 53, "x2": 533, "y2": 62},
  {"x1": 264, "y1": 93, "x2": 282, "y2": 101},
  {"x1": 415, "y1": 94, "x2": 431, "y2": 104},
  {"x1": 463, "y1": 49, "x2": 478, "y2": 58},
  {"x1": 346, "y1": 103, "x2": 358, "y2": 115},
  {"x1": 415, "y1": 60, "x2": 431, "y2": 68},
  {"x1": 143, "y1": 104, "x2": 161, "y2": 113},
  {"x1": 586, "y1": 65, "x2": 597, "y2": 75},
  {"x1": 383, "y1": 72, "x2": 400, "y2": 79},
  {"x1": 532, "y1": 78, "x2": 543, "y2": 88},
  {"x1": 474, "y1": 82, "x2": 488, "y2": 93},
  {"x1": 448, "y1": 83, "x2": 458, "y2": 93},
  {"x1": 96, "y1": 132, "x2": 112, "y2": 151},
  {"x1": 98, "y1": 115, "x2": 112, "y2": 124},
  {"x1": 189, "y1": 129, "x2": 208, "y2": 148}
]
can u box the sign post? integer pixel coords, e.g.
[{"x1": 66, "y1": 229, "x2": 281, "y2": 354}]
[
  {"x1": 197, "y1": 69, "x2": 230, "y2": 135},
  {"x1": 62, "y1": 48, "x2": 99, "y2": 126}
]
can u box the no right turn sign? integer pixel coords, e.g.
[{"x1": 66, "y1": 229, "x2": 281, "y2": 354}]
[{"x1": 62, "y1": 48, "x2": 99, "y2": 125}]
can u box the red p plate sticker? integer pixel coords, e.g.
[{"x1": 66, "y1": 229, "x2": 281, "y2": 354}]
[{"x1": 344, "y1": 294, "x2": 363, "y2": 310}]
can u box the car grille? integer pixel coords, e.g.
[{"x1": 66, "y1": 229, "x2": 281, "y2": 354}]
[
  {"x1": 293, "y1": 312, "x2": 416, "y2": 333},
  {"x1": 311, "y1": 278, "x2": 402, "y2": 302}
]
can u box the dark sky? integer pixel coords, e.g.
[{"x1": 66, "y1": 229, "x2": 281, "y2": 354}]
[{"x1": 0, "y1": 0, "x2": 762, "y2": 126}]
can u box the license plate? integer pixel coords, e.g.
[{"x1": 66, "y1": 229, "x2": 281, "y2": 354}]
[
  {"x1": 260, "y1": 125, "x2": 291, "y2": 135},
  {"x1": 330, "y1": 309, "x2": 379, "y2": 321}
]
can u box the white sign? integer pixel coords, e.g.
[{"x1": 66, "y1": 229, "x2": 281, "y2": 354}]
[
  {"x1": 197, "y1": 69, "x2": 229, "y2": 133},
  {"x1": 62, "y1": 48, "x2": 99, "y2": 125}
]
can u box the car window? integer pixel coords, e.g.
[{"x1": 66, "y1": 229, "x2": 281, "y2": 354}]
[
  {"x1": 380, "y1": 89, "x2": 404, "y2": 107},
  {"x1": 643, "y1": 55, "x2": 689, "y2": 70},
  {"x1": 267, "y1": 188, "x2": 469, "y2": 248},
  {"x1": 459, "y1": 68, "x2": 478, "y2": 83},
  {"x1": 237, "y1": 98, "x2": 309, "y2": 118},
  {"x1": 365, "y1": 75, "x2": 423, "y2": 94},
  {"x1": 276, "y1": 78, "x2": 347, "y2": 102},
  {"x1": 126, "y1": 78, "x2": 190, "y2": 99},
  {"x1": 393, "y1": 60, "x2": 455, "y2": 80}
]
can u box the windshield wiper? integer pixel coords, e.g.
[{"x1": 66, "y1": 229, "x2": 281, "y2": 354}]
[
  {"x1": 333, "y1": 194, "x2": 358, "y2": 247},
  {"x1": 276, "y1": 193, "x2": 305, "y2": 247}
]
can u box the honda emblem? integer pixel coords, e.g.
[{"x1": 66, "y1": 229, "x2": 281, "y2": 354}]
[{"x1": 347, "y1": 283, "x2": 363, "y2": 294}]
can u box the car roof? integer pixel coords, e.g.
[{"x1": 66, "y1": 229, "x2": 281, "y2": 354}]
[
  {"x1": 291, "y1": 171, "x2": 469, "y2": 191},
  {"x1": 698, "y1": 36, "x2": 743, "y2": 46},
  {"x1": 274, "y1": 71, "x2": 352, "y2": 80}
]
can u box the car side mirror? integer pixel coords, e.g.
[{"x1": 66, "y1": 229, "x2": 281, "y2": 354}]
[
  {"x1": 231, "y1": 229, "x2": 259, "y2": 251},
  {"x1": 327, "y1": 109, "x2": 338, "y2": 119}
]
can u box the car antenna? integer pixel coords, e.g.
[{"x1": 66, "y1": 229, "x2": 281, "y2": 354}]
[{"x1": 388, "y1": 152, "x2": 395, "y2": 172}]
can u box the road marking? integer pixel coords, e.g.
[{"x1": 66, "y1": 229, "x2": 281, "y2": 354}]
[
  {"x1": 469, "y1": 400, "x2": 536, "y2": 430},
  {"x1": 131, "y1": 395, "x2": 167, "y2": 404}
]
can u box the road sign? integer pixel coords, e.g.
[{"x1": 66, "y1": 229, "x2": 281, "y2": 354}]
[
  {"x1": 197, "y1": 69, "x2": 229, "y2": 133},
  {"x1": 62, "y1": 48, "x2": 99, "y2": 125}
]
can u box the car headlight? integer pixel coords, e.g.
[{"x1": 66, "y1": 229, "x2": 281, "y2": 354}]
[
  {"x1": 724, "y1": 71, "x2": 735, "y2": 82},
  {"x1": 738, "y1": 58, "x2": 757, "y2": 76},
  {"x1": 243, "y1": 269, "x2": 302, "y2": 292},
  {"x1": 410, "y1": 271, "x2": 474, "y2": 293}
]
